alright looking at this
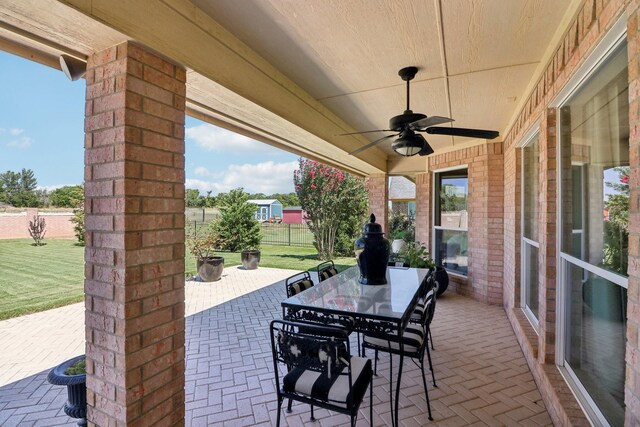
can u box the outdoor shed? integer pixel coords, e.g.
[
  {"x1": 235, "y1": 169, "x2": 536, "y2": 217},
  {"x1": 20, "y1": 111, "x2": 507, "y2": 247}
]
[
  {"x1": 282, "y1": 206, "x2": 305, "y2": 224},
  {"x1": 248, "y1": 199, "x2": 283, "y2": 222}
]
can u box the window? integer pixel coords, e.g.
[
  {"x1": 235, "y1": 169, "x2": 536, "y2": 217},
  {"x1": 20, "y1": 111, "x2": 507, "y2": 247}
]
[
  {"x1": 434, "y1": 169, "x2": 468, "y2": 276},
  {"x1": 558, "y1": 40, "x2": 628, "y2": 426},
  {"x1": 521, "y1": 133, "x2": 540, "y2": 324}
]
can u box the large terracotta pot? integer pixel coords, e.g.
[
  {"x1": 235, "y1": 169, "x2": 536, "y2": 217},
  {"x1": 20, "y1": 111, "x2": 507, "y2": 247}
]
[
  {"x1": 241, "y1": 249, "x2": 261, "y2": 270},
  {"x1": 197, "y1": 256, "x2": 224, "y2": 282},
  {"x1": 47, "y1": 355, "x2": 87, "y2": 427}
]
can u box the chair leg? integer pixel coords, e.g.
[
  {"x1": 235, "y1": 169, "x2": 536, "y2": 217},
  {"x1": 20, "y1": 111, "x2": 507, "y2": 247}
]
[
  {"x1": 429, "y1": 328, "x2": 435, "y2": 350},
  {"x1": 287, "y1": 397, "x2": 293, "y2": 412},
  {"x1": 369, "y1": 376, "x2": 373, "y2": 427},
  {"x1": 419, "y1": 360, "x2": 434, "y2": 421},
  {"x1": 426, "y1": 344, "x2": 437, "y2": 387},
  {"x1": 388, "y1": 354, "x2": 395, "y2": 427},
  {"x1": 374, "y1": 349, "x2": 378, "y2": 375},
  {"x1": 277, "y1": 396, "x2": 283, "y2": 427},
  {"x1": 310, "y1": 404, "x2": 315, "y2": 421}
]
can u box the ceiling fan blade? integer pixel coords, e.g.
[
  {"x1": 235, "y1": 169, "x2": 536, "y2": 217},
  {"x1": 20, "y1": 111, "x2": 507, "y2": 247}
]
[
  {"x1": 425, "y1": 127, "x2": 499, "y2": 139},
  {"x1": 409, "y1": 116, "x2": 454, "y2": 130},
  {"x1": 349, "y1": 134, "x2": 397, "y2": 155},
  {"x1": 338, "y1": 129, "x2": 393, "y2": 136}
]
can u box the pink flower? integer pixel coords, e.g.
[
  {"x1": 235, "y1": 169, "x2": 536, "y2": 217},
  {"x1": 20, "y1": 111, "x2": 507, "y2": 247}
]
[
  {"x1": 621, "y1": 175, "x2": 629, "y2": 184},
  {"x1": 310, "y1": 184, "x2": 316, "y2": 189}
]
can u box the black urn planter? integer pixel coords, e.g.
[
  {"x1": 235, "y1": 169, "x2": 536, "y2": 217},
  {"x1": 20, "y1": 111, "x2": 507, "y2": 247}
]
[
  {"x1": 197, "y1": 256, "x2": 224, "y2": 281},
  {"x1": 47, "y1": 355, "x2": 87, "y2": 427},
  {"x1": 241, "y1": 249, "x2": 261, "y2": 270},
  {"x1": 434, "y1": 266, "x2": 449, "y2": 297},
  {"x1": 355, "y1": 214, "x2": 390, "y2": 285}
]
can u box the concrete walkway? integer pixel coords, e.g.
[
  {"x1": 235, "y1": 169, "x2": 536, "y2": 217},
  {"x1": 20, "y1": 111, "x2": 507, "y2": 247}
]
[
  {"x1": 0, "y1": 267, "x2": 553, "y2": 426},
  {"x1": 0, "y1": 266, "x2": 297, "y2": 388}
]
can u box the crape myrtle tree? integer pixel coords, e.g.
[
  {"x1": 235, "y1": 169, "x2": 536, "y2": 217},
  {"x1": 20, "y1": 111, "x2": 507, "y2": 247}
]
[
  {"x1": 294, "y1": 159, "x2": 369, "y2": 260},
  {"x1": 604, "y1": 166, "x2": 629, "y2": 274}
]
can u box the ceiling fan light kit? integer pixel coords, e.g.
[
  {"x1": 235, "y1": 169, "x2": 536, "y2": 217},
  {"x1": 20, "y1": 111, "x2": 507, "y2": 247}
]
[
  {"x1": 391, "y1": 129, "x2": 426, "y2": 156},
  {"x1": 343, "y1": 66, "x2": 499, "y2": 157}
]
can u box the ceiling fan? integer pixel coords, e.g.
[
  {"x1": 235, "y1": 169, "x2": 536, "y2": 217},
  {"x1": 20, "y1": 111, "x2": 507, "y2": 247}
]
[{"x1": 342, "y1": 66, "x2": 499, "y2": 157}]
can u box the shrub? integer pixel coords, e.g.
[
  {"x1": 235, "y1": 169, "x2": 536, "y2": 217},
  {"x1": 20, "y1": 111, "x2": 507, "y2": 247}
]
[
  {"x1": 70, "y1": 205, "x2": 85, "y2": 246},
  {"x1": 186, "y1": 222, "x2": 218, "y2": 259},
  {"x1": 400, "y1": 242, "x2": 435, "y2": 269},
  {"x1": 212, "y1": 188, "x2": 261, "y2": 252},
  {"x1": 388, "y1": 211, "x2": 414, "y2": 242}
]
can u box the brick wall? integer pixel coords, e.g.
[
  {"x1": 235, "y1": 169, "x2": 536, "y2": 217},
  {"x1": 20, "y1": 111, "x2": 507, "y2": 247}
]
[
  {"x1": 366, "y1": 174, "x2": 388, "y2": 232},
  {"x1": 0, "y1": 208, "x2": 75, "y2": 239},
  {"x1": 426, "y1": 143, "x2": 504, "y2": 304},
  {"x1": 84, "y1": 41, "x2": 186, "y2": 426},
  {"x1": 414, "y1": 172, "x2": 430, "y2": 245},
  {"x1": 627, "y1": 3, "x2": 640, "y2": 425},
  {"x1": 498, "y1": 0, "x2": 630, "y2": 425}
]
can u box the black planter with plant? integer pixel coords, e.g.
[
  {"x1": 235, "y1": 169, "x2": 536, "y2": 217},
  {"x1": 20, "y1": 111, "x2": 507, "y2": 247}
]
[
  {"x1": 196, "y1": 255, "x2": 225, "y2": 281},
  {"x1": 47, "y1": 355, "x2": 87, "y2": 427}
]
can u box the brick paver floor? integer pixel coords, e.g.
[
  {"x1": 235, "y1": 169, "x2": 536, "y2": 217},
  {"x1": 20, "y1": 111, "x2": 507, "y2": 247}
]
[{"x1": 0, "y1": 267, "x2": 552, "y2": 426}]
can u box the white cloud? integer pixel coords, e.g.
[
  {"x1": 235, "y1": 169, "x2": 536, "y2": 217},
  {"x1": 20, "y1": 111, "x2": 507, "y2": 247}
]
[
  {"x1": 186, "y1": 160, "x2": 298, "y2": 195},
  {"x1": 186, "y1": 123, "x2": 281, "y2": 154},
  {"x1": 7, "y1": 135, "x2": 33, "y2": 148},
  {"x1": 9, "y1": 128, "x2": 24, "y2": 136}
]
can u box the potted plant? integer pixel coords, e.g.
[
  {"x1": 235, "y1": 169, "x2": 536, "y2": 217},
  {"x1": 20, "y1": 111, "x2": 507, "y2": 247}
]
[
  {"x1": 187, "y1": 223, "x2": 224, "y2": 282},
  {"x1": 387, "y1": 211, "x2": 414, "y2": 254},
  {"x1": 389, "y1": 229, "x2": 408, "y2": 254},
  {"x1": 47, "y1": 355, "x2": 87, "y2": 426},
  {"x1": 211, "y1": 188, "x2": 263, "y2": 270},
  {"x1": 399, "y1": 242, "x2": 448, "y2": 296}
]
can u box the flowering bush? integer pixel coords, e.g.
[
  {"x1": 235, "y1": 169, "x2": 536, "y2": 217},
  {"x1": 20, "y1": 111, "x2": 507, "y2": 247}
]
[{"x1": 294, "y1": 159, "x2": 368, "y2": 260}]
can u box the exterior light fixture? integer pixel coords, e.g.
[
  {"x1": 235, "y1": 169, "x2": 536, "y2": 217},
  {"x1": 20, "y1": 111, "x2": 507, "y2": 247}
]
[
  {"x1": 392, "y1": 129, "x2": 427, "y2": 156},
  {"x1": 60, "y1": 54, "x2": 87, "y2": 81}
]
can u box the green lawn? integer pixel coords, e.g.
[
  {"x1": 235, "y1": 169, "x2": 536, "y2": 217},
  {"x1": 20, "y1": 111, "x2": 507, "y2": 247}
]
[
  {"x1": 0, "y1": 239, "x2": 85, "y2": 320},
  {"x1": 0, "y1": 239, "x2": 356, "y2": 320}
]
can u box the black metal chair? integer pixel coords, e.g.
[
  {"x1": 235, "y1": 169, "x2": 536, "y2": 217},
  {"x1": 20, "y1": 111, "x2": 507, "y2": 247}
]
[
  {"x1": 285, "y1": 271, "x2": 315, "y2": 297},
  {"x1": 270, "y1": 320, "x2": 373, "y2": 427},
  {"x1": 361, "y1": 274, "x2": 437, "y2": 421},
  {"x1": 316, "y1": 260, "x2": 338, "y2": 282}
]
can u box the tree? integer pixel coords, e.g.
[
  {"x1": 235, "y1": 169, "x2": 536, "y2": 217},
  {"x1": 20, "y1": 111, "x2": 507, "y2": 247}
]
[
  {"x1": 0, "y1": 169, "x2": 39, "y2": 207},
  {"x1": 185, "y1": 189, "x2": 201, "y2": 207},
  {"x1": 604, "y1": 167, "x2": 629, "y2": 274},
  {"x1": 50, "y1": 185, "x2": 84, "y2": 208},
  {"x1": 212, "y1": 188, "x2": 261, "y2": 251},
  {"x1": 294, "y1": 159, "x2": 369, "y2": 260}
]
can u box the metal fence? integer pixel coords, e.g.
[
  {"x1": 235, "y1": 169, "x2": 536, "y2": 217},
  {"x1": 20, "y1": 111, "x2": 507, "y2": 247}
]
[
  {"x1": 186, "y1": 220, "x2": 314, "y2": 248},
  {"x1": 260, "y1": 223, "x2": 314, "y2": 247}
]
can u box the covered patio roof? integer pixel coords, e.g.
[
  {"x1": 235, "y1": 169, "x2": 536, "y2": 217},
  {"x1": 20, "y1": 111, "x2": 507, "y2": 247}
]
[{"x1": 0, "y1": 0, "x2": 579, "y2": 177}]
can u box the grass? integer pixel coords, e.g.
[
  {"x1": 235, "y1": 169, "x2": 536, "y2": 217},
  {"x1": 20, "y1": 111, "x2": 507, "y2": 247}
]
[
  {"x1": 0, "y1": 238, "x2": 357, "y2": 320},
  {"x1": 0, "y1": 239, "x2": 85, "y2": 320}
]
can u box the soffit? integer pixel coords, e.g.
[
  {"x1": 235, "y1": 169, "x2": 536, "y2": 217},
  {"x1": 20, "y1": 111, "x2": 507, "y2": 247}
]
[{"x1": 0, "y1": 0, "x2": 580, "y2": 178}]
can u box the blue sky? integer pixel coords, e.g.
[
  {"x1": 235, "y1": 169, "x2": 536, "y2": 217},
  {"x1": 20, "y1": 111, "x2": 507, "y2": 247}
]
[{"x1": 0, "y1": 51, "x2": 299, "y2": 195}]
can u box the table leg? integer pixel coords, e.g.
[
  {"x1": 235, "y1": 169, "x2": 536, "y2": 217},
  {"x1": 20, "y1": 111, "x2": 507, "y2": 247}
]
[{"x1": 395, "y1": 353, "x2": 403, "y2": 427}]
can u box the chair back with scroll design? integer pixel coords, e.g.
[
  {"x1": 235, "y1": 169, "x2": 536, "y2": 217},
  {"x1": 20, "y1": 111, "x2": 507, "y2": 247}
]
[{"x1": 270, "y1": 320, "x2": 373, "y2": 427}]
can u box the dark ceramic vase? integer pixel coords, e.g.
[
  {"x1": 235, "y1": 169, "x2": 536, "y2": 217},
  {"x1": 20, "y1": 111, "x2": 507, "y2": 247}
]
[
  {"x1": 435, "y1": 266, "x2": 449, "y2": 296},
  {"x1": 355, "y1": 214, "x2": 390, "y2": 285},
  {"x1": 197, "y1": 256, "x2": 224, "y2": 281},
  {"x1": 47, "y1": 355, "x2": 87, "y2": 427},
  {"x1": 241, "y1": 250, "x2": 260, "y2": 270}
]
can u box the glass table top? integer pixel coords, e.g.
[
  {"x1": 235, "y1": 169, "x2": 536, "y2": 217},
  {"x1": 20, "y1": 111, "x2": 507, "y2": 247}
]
[{"x1": 281, "y1": 266, "x2": 431, "y2": 322}]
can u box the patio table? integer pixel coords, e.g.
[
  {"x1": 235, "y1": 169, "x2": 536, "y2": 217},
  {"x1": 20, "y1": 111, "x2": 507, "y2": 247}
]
[{"x1": 281, "y1": 265, "x2": 431, "y2": 427}]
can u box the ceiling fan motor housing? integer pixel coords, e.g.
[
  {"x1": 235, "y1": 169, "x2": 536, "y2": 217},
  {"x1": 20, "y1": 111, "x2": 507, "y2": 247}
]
[{"x1": 389, "y1": 111, "x2": 426, "y2": 131}]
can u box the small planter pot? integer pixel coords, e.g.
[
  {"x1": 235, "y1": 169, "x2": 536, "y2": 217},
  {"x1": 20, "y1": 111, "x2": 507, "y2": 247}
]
[
  {"x1": 434, "y1": 266, "x2": 449, "y2": 297},
  {"x1": 47, "y1": 355, "x2": 87, "y2": 427},
  {"x1": 391, "y1": 239, "x2": 406, "y2": 254},
  {"x1": 241, "y1": 249, "x2": 261, "y2": 270},
  {"x1": 197, "y1": 256, "x2": 224, "y2": 281}
]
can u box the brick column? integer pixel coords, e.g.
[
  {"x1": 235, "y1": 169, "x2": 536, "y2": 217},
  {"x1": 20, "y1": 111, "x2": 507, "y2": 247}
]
[
  {"x1": 538, "y1": 108, "x2": 557, "y2": 364},
  {"x1": 414, "y1": 172, "x2": 430, "y2": 246},
  {"x1": 627, "y1": 7, "x2": 640, "y2": 425},
  {"x1": 468, "y1": 142, "x2": 504, "y2": 304},
  {"x1": 84, "y1": 42, "x2": 186, "y2": 426},
  {"x1": 366, "y1": 174, "x2": 388, "y2": 232}
]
